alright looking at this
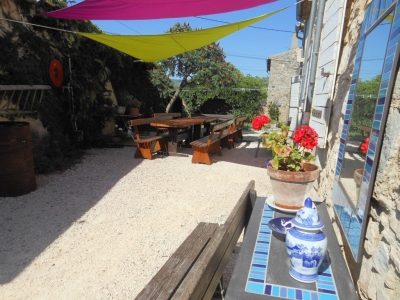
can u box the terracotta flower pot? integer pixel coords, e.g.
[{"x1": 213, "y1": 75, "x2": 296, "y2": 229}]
[
  {"x1": 128, "y1": 107, "x2": 139, "y2": 116},
  {"x1": 267, "y1": 162, "x2": 320, "y2": 209}
]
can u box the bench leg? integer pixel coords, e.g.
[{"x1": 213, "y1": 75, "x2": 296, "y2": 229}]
[
  {"x1": 135, "y1": 142, "x2": 153, "y2": 160},
  {"x1": 191, "y1": 146, "x2": 212, "y2": 165},
  {"x1": 220, "y1": 136, "x2": 233, "y2": 149},
  {"x1": 233, "y1": 131, "x2": 239, "y2": 143},
  {"x1": 209, "y1": 141, "x2": 223, "y2": 156}
]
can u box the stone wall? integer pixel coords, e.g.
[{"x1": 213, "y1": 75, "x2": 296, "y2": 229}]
[
  {"x1": 317, "y1": 0, "x2": 400, "y2": 299},
  {"x1": 266, "y1": 49, "x2": 300, "y2": 122}
]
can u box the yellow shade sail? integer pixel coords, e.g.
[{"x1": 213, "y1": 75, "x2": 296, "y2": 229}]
[{"x1": 77, "y1": 7, "x2": 287, "y2": 62}]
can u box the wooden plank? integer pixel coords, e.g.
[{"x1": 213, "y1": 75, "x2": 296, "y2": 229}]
[
  {"x1": 135, "y1": 222, "x2": 219, "y2": 300},
  {"x1": 129, "y1": 116, "x2": 173, "y2": 126},
  {"x1": 173, "y1": 180, "x2": 256, "y2": 300},
  {"x1": 201, "y1": 114, "x2": 234, "y2": 120},
  {"x1": 0, "y1": 85, "x2": 52, "y2": 91},
  {"x1": 154, "y1": 113, "x2": 182, "y2": 118},
  {"x1": 212, "y1": 118, "x2": 234, "y2": 132}
]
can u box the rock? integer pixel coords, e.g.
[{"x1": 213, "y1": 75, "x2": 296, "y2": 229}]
[
  {"x1": 365, "y1": 219, "x2": 381, "y2": 255},
  {"x1": 372, "y1": 241, "x2": 389, "y2": 276}
]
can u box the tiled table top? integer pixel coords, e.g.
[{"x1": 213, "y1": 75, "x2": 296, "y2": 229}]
[{"x1": 225, "y1": 197, "x2": 358, "y2": 300}]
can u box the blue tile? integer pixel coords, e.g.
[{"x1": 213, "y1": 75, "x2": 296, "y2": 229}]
[
  {"x1": 288, "y1": 288, "x2": 295, "y2": 299},
  {"x1": 272, "y1": 285, "x2": 280, "y2": 296},
  {"x1": 248, "y1": 277, "x2": 264, "y2": 283},
  {"x1": 373, "y1": 120, "x2": 381, "y2": 129},
  {"x1": 318, "y1": 293, "x2": 339, "y2": 300},
  {"x1": 382, "y1": 70, "x2": 391, "y2": 81},
  {"x1": 296, "y1": 289, "x2": 303, "y2": 300},
  {"x1": 378, "y1": 96, "x2": 386, "y2": 105},
  {"x1": 265, "y1": 284, "x2": 272, "y2": 295},
  {"x1": 390, "y1": 25, "x2": 400, "y2": 40},
  {"x1": 379, "y1": 88, "x2": 388, "y2": 98},
  {"x1": 318, "y1": 278, "x2": 334, "y2": 285},
  {"x1": 376, "y1": 104, "x2": 384, "y2": 113},
  {"x1": 280, "y1": 287, "x2": 288, "y2": 298},
  {"x1": 311, "y1": 292, "x2": 319, "y2": 300},
  {"x1": 383, "y1": 62, "x2": 393, "y2": 73},
  {"x1": 387, "y1": 43, "x2": 397, "y2": 57},
  {"x1": 318, "y1": 284, "x2": 336, "y2": 290},
  {"x1": 303, "y1": 290, "x2": 311, "y2": 300},
  {"x1": 249, "y1": 273, "x2": 265, "y2": 280},
  {"x1": 318, "y1": 289, "x2": 337, "y2": 295},
  {"x1": 246, "y1": 281, "x2": 264, "y2": 293},
  {"x1": 384, "y1": 52, "x2": 394, "y2": 65},
  {"x1": 381, "y1": 80, "x2": 389, "y2": 89}
]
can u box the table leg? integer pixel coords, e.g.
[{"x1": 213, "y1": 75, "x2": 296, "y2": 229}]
[
  {"x1": 167, "y1": 128, "x2": 189, "y2": 157},
  {"x1": 193, "y1": 124, "x2": 201, "y2": 140}
]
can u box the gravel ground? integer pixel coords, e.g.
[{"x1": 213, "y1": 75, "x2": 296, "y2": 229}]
[{"x1": 0, "y1": 129, "x2": 272, "y2": 300}]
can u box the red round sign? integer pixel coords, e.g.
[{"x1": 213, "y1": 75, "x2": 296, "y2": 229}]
[{"x1": 49, "y1": 59, "x2": 64, "y2": 87}]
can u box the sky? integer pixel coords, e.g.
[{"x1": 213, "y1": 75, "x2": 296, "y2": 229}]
[{"x1": 70, "y1": 0, "x2": 299, "y2": 78}]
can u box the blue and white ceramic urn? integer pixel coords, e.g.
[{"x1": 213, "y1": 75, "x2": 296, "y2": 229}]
[{"x1": 285, "y1": 197, "x2": 327, "y2": 283}]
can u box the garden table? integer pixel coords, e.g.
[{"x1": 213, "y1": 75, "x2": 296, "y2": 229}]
[
  {"x1": 150, "y1": 116, "x2": 219, "y2": 156},
  {"x1": 225, "y1": 197, "x2": 358, "y2": 300}
]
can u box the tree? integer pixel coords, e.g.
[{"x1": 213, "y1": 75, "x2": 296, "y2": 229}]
[
  {"x1": 351, "y1": 75, "x2": 381, "y2": 135},
  {"x1": 149, "y1": 22, "x2": 240, "y2": 115},
  {"x1": 224, "y1": 75, "x2": 268, "y2": 120}
]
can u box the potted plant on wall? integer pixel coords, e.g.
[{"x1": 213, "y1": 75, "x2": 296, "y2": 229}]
[
  {"x1": 126, "y1": 97, "x2": 142, "y2": 116},
  {"x1": 261, "y1": 124, "x2": 320, "y2": 209}
]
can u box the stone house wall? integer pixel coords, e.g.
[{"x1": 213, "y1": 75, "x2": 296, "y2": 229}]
[
  {"x1": 266, "y1": 49, "x2": 300, "y2": 122},
  {"x1": 317, "y1": 0, "x2": 400, "y2": 299}
]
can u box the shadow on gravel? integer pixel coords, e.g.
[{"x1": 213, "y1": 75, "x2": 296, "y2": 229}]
[
  {"x1": 0, "y1": 149, "x2": 166, "y2": 284},
  {"x1": 212, "y1": 139, "x2": 272, "y2": 168}
]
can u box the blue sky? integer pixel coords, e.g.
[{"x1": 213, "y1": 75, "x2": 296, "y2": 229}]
[{"x1": 71, "y1": 0, "x2": 299, "y2": 78}]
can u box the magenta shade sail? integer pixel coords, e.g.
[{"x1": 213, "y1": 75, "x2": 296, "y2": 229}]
[{"x1": 42, "y1": 0, "x2": 277, "y2": 20}]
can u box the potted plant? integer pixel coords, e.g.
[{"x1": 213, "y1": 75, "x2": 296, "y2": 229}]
[
  {"x1": 261, "y1": 124, "x2": 320, "y2": 209},
  {"x1": 126, "y1": 97, "x2": 142, "y2": 116}
]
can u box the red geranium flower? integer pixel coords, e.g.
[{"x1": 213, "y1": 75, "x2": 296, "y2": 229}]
[
  {"x1": 292, "y1": 125, "x2": 318, "y2": 150},
  {"x1": 360, "y1": 137, "x2": 370, "y2": 154},
  {"x1": 251, "y1": 115, "x2": 270, "y2": 130}
]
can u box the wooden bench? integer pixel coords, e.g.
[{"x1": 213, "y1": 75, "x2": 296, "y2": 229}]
[
  {"x1": 221, "y1": 116, "x2": 248, "y2": 149},
  {"x1": 201, "y1": 114, "x2": 234, "y2": 120},
  {"x1": 190, "y1": 118, "x2": 235, "y2": 165},
  {"x1": 359, "y1": 125, "x2": 371, "y2": 139},
  {"x1": 232, "y1": 116, "x2": 247, "y2": 143},
  {"x1": 128, "y1": 116, "x2": 172, "y2": 160},
  {"x1": 135, "y1": 180, "x2": 256, "y2": 300}
]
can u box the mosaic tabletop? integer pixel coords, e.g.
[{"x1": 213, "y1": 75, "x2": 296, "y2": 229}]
[{"x1": 225, "y1": 198, "x2": 358, "y2": 300}]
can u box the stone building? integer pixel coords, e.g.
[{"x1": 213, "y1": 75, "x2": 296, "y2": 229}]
[
  {"x1": 295, "y1": 0, "x2": 400, "y2": 299},
  {"x1": 266, "y1": 34, "x2": 301, "y2": 123}
]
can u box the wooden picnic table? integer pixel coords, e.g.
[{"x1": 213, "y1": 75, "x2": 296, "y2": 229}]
[{"x1": 150, "y1": 116, "x2": 220, "y2": 156}]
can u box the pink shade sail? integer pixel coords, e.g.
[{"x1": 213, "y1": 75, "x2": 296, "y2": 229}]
[{"x1": 42, "y1": 0, "x2": 277, "y2": 20}]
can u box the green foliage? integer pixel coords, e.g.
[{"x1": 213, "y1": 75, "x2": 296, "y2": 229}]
[
  {"x1": 149, "y1": 22, "x2": 240, "y2": 115},
  {"x1": 350, "y1": 75, "x2": 380, "y2": 136},
  {"x1": 224, "y1": 75, "x2": 267, "y2": 120},
  {"x1": 268, "y1": 101, "x2": 280, "y2": 122},
  {"x1": 31, "y1": 130, "x2": 85, "y2": 174},
  {"x1": 0, "y1": 0, "x2": 162, "y2": 173},
  {"x1": 262, "y1": 125, "x2": 316, "y2": 171}
]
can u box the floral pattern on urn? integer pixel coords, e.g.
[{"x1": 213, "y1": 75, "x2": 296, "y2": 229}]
[{"x1": 285, "y1": 197, "x2": 327, "y2": 283}]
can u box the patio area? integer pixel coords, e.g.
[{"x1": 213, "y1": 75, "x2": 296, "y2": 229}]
[{"x1": 0, "y1": 129, "x2": 272, "y2": 299}]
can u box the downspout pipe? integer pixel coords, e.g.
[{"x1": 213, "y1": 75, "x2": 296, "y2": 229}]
[
  {"x1": 305, "y1": 0, "x2": 327, "y2": 112},
  {"x1": 298, "y1": 0, "x2": 318, "y2": 113}
]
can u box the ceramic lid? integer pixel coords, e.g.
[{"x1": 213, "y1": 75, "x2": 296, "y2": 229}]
[{"x1": 291, "y1": 198, "x2": 324, "y2": 230}]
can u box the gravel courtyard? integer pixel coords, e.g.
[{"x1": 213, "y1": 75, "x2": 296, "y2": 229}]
[{"x1": 0, "y1": 129, "x2": 272, "y2": 299}]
